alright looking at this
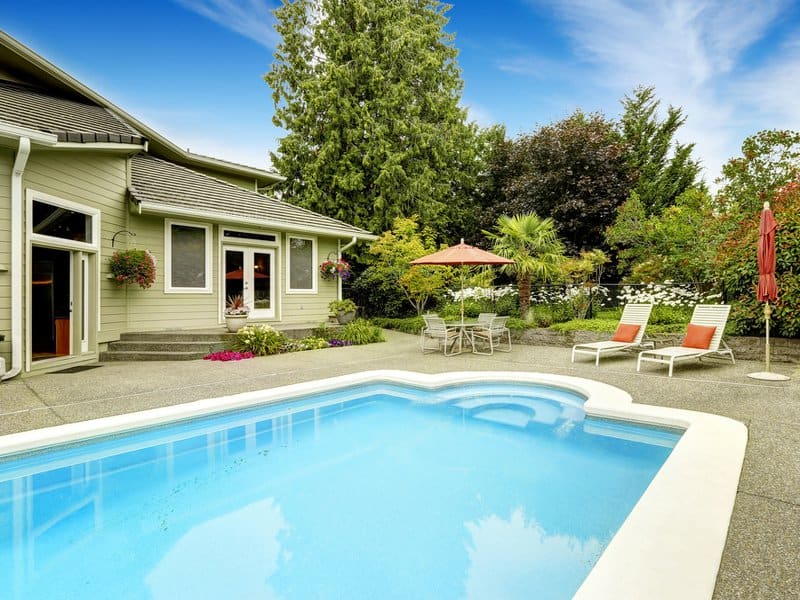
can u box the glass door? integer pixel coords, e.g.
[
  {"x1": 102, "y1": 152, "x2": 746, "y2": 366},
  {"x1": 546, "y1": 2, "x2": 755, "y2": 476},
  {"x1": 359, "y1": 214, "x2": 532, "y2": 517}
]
[{"x1": 224, "y1": 247, "x2": 274, "y2": 319}]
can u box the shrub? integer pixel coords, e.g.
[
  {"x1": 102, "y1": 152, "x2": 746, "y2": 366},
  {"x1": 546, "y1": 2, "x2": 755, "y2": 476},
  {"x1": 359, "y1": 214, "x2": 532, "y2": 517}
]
[
  {"x1": 283, "y1": 337, "x2": 330, "y2": 352},
  {"x1": 371, "y1": 316, "x2": 425, "y2": 335},
  {"x1": 234, "y1": 324, "x2": 288, "y2": 356},
  {"x1": 337, "y1": 319, "x2": 385, "y2": 344}
]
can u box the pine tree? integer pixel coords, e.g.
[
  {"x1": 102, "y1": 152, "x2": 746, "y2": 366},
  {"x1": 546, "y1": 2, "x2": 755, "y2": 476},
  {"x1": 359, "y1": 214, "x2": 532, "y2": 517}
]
[
  {"x1": 620, "y1": 86, "x2": 702, "y2": 216},
  {"x1": 265, "y1": 0, "x2": 477, "y2": 235}
]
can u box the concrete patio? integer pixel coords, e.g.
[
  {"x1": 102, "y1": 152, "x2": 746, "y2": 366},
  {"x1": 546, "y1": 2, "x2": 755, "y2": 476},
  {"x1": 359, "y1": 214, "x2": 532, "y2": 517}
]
[{"x1": 1, "y1": 329, "x2": 797, "y2": 599}]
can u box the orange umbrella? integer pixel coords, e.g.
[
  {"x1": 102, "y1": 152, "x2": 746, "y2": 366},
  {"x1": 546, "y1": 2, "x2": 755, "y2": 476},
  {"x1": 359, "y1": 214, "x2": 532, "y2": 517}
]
[{"x1": 411, "y1": 239, "x2": 513, "y2": 321}]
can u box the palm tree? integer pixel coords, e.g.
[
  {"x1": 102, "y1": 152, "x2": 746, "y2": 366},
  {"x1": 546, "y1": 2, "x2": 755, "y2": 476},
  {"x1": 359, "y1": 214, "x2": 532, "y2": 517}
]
[{"x1": 485, "y1": 212, "x2": 565, "y2": 317}]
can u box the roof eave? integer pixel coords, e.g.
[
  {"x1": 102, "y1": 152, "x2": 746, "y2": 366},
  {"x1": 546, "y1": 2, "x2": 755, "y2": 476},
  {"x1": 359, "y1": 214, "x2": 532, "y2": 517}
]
[{"x1": 132, "y1": 199, "x2": 377, "y2": 241}]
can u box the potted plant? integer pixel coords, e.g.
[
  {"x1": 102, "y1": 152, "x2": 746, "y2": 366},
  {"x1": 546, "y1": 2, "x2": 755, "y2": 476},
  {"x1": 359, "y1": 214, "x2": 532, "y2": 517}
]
[
  {"x1": 109, "y1": 249, "x2": 156, "y2": 289},
  {"x1": 328, "y1": 298, "x2": 358, "y2": 324},
  {"x1": 224, "y1": 294, "x2": 250, "y2": 332},
  {"x1": 320, "y1": 258, "x2": 352, "y2": 281}
]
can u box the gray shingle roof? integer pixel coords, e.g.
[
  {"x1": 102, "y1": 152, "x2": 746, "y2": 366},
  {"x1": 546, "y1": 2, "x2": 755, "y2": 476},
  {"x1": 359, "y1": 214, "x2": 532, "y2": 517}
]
[
  {"x1": 0, "y1": 79, "x2": 144, "y2": 143},
  {"x1": 129, "y1": 154, "x2": 374, "y2": 239}
]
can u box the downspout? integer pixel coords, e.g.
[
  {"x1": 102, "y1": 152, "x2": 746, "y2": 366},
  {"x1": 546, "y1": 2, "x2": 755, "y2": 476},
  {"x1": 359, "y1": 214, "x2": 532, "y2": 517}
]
[
  {"x1": 336, "y1": 236, "x2": 358, "y2": 301},
  {"x1": 2, "y1": 137, "x2": 31, "y2": 380}
]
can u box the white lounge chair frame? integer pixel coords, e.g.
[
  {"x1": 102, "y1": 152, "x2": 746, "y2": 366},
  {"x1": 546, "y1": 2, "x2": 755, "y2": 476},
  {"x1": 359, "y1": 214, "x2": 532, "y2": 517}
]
[
  {"x1": 471, "y1": 316, "x2": 511, "y2": 355},
  {"x1": 637, "y1": 304, "x2": 735, "y2": 377},
  {"x1": 571, "y1": 303, "x2": 654, "y2": 366},
  {"x1": 420, "y1": 315, "x2": 462, "y2": 356}
]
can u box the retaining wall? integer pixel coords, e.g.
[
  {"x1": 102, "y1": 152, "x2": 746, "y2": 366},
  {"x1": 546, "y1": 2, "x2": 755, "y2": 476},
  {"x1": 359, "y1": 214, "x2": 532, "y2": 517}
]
[{"x1": 513, "y1": 329, "x2": 800, "y2": 364}]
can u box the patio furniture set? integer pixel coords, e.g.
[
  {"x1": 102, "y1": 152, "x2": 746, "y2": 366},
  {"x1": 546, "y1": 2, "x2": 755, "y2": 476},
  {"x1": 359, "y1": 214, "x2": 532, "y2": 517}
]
[
  {"x1": 420, "y1": 313, "x2": 512, "y2": 356},
  {"x1": 421, "y1": 303, "x2": 736, "y2": 377}
]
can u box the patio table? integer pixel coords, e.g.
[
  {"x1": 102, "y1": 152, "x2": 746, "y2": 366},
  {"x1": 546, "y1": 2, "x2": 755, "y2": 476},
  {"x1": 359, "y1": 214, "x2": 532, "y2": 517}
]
[{"x1": 444, "y1": 320, "x2": 479, "y2": 354}]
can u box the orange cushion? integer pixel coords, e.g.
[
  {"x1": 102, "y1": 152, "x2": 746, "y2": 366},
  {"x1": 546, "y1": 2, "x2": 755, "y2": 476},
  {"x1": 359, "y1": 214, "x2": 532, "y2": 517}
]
[
  {"x1": 682, "y1": 324, "x2": 716, "y2": 349},
  {"x1": 611, "y1": 323, "x2": 640, "y2": 342}
]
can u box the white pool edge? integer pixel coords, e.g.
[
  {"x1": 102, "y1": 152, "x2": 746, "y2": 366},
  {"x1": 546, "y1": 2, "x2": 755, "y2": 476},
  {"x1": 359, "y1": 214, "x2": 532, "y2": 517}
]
[{"x1": 0, "y1": 370, "x2": 746, "y2": 600}]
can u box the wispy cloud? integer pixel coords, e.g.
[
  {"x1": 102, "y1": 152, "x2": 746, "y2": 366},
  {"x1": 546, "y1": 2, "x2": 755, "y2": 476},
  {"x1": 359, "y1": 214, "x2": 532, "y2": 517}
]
[
  {"x1": 173, "y1": 0, "x2": 279, "y2": 49},
  {"x1": 514, "y1": 0, "x2": 792, "y2": 184}
]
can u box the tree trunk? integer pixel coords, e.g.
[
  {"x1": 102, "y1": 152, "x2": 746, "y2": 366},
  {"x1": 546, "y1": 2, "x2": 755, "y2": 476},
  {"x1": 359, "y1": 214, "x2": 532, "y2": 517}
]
[{"x1": 518, "y1": 274, "x2": 531, "y2": 318}]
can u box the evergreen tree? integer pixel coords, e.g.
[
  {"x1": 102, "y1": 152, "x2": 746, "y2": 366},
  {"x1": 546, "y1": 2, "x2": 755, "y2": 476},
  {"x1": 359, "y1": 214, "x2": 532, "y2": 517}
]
[
  {"x1": 266, "y1": 0, "x2": 477, "y2": 235},
  {"x1": 620, "y1": 86, "x2": 702, "y2": 216}
]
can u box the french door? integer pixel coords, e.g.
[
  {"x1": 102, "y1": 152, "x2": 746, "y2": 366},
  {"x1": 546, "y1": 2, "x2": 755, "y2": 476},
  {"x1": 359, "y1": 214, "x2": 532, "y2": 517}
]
[{"x1": 223, "y1": 247, "x2": 275, "y2": 319}]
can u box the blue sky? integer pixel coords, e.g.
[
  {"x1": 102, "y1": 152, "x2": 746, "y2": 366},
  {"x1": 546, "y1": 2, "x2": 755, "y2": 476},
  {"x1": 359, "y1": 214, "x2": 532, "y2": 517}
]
[{"x1": 4, "y1": 1, "x2": 799, "y2": 187}]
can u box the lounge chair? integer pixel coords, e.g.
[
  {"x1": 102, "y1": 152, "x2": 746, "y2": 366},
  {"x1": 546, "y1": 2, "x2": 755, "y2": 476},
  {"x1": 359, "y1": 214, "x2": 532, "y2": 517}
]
[
  {"x1": 571, "y1": 303, "x2": 654, "y2": 366},
  {"x1": 637, "y1": 304, "x2": 735, "y2": 377},
  {"x1": 420, "y1": 315, "x2": 462, "y2": 356},
  {"x1": 471, "y1": 315, "x2": 511, "y2": 355}
]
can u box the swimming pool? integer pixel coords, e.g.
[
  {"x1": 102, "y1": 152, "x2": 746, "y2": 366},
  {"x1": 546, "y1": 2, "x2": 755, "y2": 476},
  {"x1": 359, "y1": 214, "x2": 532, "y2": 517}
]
[{"x1": 0, "y1": 371, "x2": 746, "y2": 599}]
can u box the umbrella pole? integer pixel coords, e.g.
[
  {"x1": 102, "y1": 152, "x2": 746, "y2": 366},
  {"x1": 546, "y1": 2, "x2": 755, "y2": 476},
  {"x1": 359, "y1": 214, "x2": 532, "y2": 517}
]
[{"x1": 764, "y1": 302, "x2": 772, "y2": 373}]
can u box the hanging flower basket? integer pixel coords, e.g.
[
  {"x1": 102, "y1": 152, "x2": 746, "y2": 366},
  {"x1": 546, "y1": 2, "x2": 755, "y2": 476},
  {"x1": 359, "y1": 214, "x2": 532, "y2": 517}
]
[
  {"x1": 320, "y1": 258, "x2": 352, "y2": 281},
  {"x1": 109, "y1": 249, "x2": 156, "y2": 289}
]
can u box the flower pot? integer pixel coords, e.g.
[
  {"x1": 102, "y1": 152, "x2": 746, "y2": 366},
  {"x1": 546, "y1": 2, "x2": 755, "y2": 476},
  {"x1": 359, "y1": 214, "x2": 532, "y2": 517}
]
[
  {"x1": 336, "y1": 310, "x2": 356, "y2": 325},
  {"x1": 225, "y1": 314, "x2": 248, "y2": 333}
]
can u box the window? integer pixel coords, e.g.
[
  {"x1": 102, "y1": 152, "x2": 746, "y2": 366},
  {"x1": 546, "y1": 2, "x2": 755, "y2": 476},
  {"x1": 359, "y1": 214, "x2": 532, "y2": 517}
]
[
  {"x1": 27, "y1": 191, "x2": 99, "y2": 251},
  {"x1": 287, "y1": 236, "x2": 316, "y2": 292},
  {"x1": 165, "y1": 221, "x2": 211, "y2": 293}
]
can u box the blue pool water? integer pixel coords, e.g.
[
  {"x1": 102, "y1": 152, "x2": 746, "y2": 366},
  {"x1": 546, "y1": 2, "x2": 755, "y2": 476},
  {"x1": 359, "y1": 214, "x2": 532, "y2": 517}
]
[{"x1": 0, "y1": 382, "x2": 680, "y2": 599}]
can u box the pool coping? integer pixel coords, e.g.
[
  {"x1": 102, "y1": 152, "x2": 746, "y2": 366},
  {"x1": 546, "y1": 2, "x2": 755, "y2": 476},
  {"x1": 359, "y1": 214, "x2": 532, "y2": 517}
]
[{"x1": 0, "y1": 369, "x2": 747, "y2": 600}]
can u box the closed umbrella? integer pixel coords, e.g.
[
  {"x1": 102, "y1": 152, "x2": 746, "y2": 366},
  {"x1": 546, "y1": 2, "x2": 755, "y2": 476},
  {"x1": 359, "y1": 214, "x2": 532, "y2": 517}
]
[
  {"x1": 748, "y1": 201, "x2": 790, "y2": 380},
  {"x1": 411, "y1": 239, "x2": 514, "y2": 321}
]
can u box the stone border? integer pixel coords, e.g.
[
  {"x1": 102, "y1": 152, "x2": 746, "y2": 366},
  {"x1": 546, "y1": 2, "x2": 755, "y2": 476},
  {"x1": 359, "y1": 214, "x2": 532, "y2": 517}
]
[{"x1": 0, "y1": 370, "x2": 747, "y2": 599}]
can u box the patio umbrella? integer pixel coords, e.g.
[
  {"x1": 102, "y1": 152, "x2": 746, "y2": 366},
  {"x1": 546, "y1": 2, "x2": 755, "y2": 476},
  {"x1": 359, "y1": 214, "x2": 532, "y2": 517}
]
[
  {"x1": 411, "y1": 239, "x2": 514, "y2": 321},
  {"x1": 748, "y1": 201, "x2": 789, "y2": 380}
]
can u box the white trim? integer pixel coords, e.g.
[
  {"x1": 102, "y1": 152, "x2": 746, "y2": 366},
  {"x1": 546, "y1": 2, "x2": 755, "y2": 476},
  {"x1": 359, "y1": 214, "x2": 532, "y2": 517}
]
[
  {"x1": 51, "y1": 142, "x2": 146, "y2": 153},
  {"x1": 285, "y1": 234, "x2": 317, "y2": 294},
  {"x1": 221, "y1": 245, "x2": 276, "y2": 319},
  {"x1": 137, "y1": 200, "x2": 376, "y2": 241},
  {"x1": 0, "y1": 121, "x2": 58, "y2": 145},
  {"x1": 164, "y1": 220, "x2": 212, "y2": 294},
  {"x1": 26, "y1": 189, "x2": 100, "y2": 252},
  {"x1": 0, "y1": 370, "x2": 746, "y2": 600}
]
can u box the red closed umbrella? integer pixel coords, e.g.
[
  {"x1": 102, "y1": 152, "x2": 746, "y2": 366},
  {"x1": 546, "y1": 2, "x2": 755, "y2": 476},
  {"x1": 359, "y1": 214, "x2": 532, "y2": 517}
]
[
  {"x1": 749, "y1": 201, "x2": 790, "y2": 380},
  {"x1": 757, "y1": 203, "x2": 777, "y2": 302}
]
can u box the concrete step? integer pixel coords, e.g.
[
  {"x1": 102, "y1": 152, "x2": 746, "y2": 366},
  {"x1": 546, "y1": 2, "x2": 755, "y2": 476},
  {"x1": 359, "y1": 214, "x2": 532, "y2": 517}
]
[
  {"x1": 107, "y1": 341, "x2": 227, "y2": 353},
  {"x1": 120, "y1": 331, "x2": 235, "y2": 343},
  {"x1": 99, "y1": 350, "x2": 210, "y2": 362}
]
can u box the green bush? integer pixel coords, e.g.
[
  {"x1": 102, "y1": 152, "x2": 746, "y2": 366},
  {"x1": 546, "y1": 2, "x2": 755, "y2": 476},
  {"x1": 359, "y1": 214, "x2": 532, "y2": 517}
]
[
  {"x1": 234, "y1": 324, "x2": 288, "y2": 356},
  {"x1": 337, "y1": 319, "x2": 385, "y2": 344},
  {"x1": 371, "y1": 317, "x2": 425, "y2": 335},
  {"x1": 283, "y1": 337, "x2": 331, "y2": 352}
]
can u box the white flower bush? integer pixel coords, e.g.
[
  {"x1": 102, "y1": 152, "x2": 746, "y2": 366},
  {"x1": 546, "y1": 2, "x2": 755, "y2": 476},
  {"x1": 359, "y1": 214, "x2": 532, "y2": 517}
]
[{"x1": 616, "y1": 281, "x2": 721, "y2": 307}]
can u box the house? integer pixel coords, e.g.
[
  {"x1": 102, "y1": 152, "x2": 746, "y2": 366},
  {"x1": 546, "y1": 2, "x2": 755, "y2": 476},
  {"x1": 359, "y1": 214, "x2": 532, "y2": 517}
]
[{"x1": 0, "y1": 30, "x2": 375, "y2": 378}]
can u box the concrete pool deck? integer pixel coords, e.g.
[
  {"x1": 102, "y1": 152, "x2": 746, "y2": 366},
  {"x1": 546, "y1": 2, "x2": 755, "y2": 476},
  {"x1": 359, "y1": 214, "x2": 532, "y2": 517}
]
[{"x1": 1, "y1": 330, "x2": 797, "y2": 599}]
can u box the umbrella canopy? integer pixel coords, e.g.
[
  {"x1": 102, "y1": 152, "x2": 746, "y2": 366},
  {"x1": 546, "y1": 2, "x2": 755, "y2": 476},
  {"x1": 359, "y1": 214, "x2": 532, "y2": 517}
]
[
  {"x1": 757, "y1": 202, "x2": 778, "y2": 302},
  {"x1": 410, "y1": 240, "x2": 514, "y2": 266}
]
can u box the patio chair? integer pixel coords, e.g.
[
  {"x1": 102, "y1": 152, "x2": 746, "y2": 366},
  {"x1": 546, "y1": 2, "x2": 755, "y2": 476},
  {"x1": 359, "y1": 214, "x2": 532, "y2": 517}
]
[
  {"x1": 471, "y1": 316, "x2": 511, "y2": 355},
  {"x1": 477, "y1": 312, "x2": 496, "y2": 326},
  {"x1": 571, "y1": 303, "x2": 654, "y2": 366},
  {"x1": 637, "y1": 304, "x2": 735, "y2": 377},
  {"x1": 420, "y1": 315, "x2": 462, "y2": 356}
]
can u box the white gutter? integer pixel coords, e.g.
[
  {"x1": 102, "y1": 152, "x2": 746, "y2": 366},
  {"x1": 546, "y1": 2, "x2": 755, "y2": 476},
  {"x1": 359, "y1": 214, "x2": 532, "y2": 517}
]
[
  {"x1": 0, "y1": 123, "x2": 57, "y2": 380},
  {"x1": 3, "y1": 137, "x2": 30, "y2": 380}
]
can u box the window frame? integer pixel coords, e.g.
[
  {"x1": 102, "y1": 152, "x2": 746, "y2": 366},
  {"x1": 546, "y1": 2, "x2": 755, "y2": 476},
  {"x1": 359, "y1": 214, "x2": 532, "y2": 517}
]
[
  {"x1": 164, "y1": 220, "x2": 212, "y2": 294},
  {"x1": 285, "y1": 234, "x2": 317, "y2": 294}
]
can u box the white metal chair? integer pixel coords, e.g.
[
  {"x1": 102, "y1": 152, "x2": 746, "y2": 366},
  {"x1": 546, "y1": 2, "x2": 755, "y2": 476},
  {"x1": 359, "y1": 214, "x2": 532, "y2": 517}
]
[
  {"x1": 637, "y1": 304, "x2": 735, "y2": 377},
  {"x1": 470, "y1": 316, "x2": 511, "y2": 355},
  {"x1": 420, "y1": 315, "x2": 462, "y2": 356},
  {"x1": 571, "y1": 303, "x2": 654, "y2": 366}
]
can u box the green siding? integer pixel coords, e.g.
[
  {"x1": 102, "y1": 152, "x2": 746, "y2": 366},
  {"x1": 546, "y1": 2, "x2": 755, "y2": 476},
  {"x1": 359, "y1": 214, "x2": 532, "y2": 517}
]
[{"x1": 24, "y1": 150, "x2": 129, "y2": 346}]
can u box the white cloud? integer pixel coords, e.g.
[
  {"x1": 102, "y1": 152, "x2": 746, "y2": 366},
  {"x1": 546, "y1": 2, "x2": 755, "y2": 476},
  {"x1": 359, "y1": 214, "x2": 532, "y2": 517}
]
[
  {"x1": 463, "y1": 100, "x2": 495, "y2": 127},
  {"x1": 515, "y1": 0, "x2": 792, "y2": 185},
  {"x1": 173, "y1": 0, "x2": 279, "y2": 48}
]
